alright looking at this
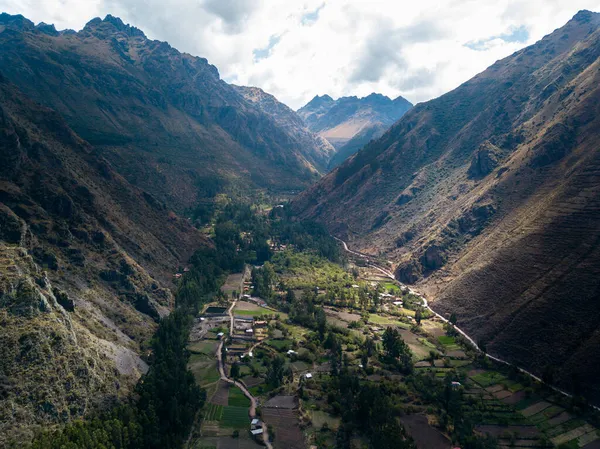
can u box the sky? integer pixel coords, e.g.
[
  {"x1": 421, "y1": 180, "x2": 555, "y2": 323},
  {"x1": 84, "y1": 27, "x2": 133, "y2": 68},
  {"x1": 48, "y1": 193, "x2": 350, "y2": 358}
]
[{"x1": 2, "y1": 0, "x2": 600, "y2": 109}]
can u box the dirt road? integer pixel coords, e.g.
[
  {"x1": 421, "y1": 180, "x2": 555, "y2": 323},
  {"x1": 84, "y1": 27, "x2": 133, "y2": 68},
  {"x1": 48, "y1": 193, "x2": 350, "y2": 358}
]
[
  {"x1": 334, "y1": 237, "x2": 600, "y2": 411},
  {"x1": 216, "y1": 267, "x2": 274, "y2": 448}
]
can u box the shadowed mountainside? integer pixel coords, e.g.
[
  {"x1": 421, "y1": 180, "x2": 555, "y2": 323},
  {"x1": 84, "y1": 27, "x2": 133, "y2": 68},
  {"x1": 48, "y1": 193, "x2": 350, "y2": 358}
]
[
  {"x1": 232, "y1": 85, "x2": 335, "y2": 170},
  {"x1": 0, "y1": 13, "x2": 329, "y2": 210},
  {"x1": 0, "y1": 73, "x2": 209, "y2": 445},
  {"x1": 293, "y1": 11, "x2": 600, "y2": 402},
  {"x1": 297, "y1": 93, "x2": 412, "y2": 168}
]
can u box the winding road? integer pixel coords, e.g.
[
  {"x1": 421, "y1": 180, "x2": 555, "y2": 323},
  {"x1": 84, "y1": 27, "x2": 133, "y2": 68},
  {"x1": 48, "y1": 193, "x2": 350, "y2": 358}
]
[
  {"x1": 215, "y1": 270, "x2": 274, "y2": 448},
  {"x1": 335, "y1": 236, "x2": 600, "y2": 411}
]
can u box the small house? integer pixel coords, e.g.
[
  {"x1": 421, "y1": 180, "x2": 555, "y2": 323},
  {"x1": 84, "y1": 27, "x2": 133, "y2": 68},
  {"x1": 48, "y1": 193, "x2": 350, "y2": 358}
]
[{"x1": 304, "y1": 373, "x2": 313, "y2": 379}]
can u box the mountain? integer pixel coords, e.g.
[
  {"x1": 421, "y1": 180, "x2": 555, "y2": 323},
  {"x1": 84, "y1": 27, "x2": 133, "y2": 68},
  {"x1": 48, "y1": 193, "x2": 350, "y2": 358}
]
[
  {"x1": 0, "y1": 14, "x2": 329, "y2": 210},
  {"x1": 231, "y1": 85, "x2": 335, "y2": 170},
  {"x1": 297, "y1": 93, "x2": 413, "y2": 168},
  {"x1": 293, "y1": 11, "x2": 600, "y2": 402},
  {"x1": 0, "y1": 72, "x2": 208, "y2": 444}
]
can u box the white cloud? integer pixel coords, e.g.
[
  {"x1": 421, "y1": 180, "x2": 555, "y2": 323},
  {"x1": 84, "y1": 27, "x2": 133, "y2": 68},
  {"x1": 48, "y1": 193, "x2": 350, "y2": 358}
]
[{"x1": 2, "y1": 0, "x2": 600, "y2": 108}]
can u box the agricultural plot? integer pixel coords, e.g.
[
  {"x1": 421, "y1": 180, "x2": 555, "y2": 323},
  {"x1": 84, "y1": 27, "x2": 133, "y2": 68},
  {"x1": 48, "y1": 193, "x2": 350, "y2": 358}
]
[
  {"x1": 262, "y1": 408, "x2": 305, "y2": 449},
  {"x1": 470, "y1": 370, "x2": 506, "y2": 388},
  {"x1": 191, "y1": 436, "x2": 263, "y2": 449},
  {"x1": 265, "y1": 339, "x2": 293, "y2": 351},
  {"x1": 189, "y1": 353, "x2": 221, "y2": 386},
  {"x1": 221, "y1": 406, "x2": 250, "y2": 428},
  {"x1": 308, "y1": 410, "x2": 340, "y2": 431},
  {"x1": 221, "y1": 272, "x2": 244, "y2": 297},
  {"x1": 400, "y1": 414, "x2": 452, "y2": 449},
  {"x1": 211, "y1": 381, "x2": 231, "y2": 406},
  {"x1": 228, "y1": 386, "x2": 251, "y2": 407},
  {"x1": 189, "y1": 340, "x2": 219, "y2": 355}
]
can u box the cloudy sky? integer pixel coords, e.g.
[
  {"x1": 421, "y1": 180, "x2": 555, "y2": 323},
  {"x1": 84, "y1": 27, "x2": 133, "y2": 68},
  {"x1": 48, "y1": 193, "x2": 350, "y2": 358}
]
[{"x1": 3, "y1": 0, "x2": 600, "y2": 108}]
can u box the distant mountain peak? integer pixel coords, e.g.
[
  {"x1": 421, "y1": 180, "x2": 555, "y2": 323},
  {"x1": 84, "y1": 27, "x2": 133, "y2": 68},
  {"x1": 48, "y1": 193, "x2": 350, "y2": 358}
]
[
  {"x1": 83, "y1": 14, "x2": 146, "y2": 38},
  {"x1": 298, "y1": 92, "x2": 413, "y2": 168},
  {"x1": 0, "y1": 13, "x2": 35, "y2": 30},
  {"x1": 572, "y1": 9, "x2": 599, "y2": 23}
]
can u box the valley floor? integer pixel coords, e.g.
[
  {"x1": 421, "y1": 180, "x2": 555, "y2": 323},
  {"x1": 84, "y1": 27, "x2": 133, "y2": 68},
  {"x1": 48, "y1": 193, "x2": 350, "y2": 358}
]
[{"x1": 183, "y1": 243, "x2": 600, "y2": 449}]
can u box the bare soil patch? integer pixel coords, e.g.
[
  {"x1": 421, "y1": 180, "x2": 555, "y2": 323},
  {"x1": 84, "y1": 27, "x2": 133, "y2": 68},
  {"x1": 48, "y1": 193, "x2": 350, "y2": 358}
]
[
  {"x1": 400, "y1": 414, "x2": 451, "y2": 449},
  {"x1": 264, "y1": 395, "x2": 298, "y2": 409},
  {"x1": 241, "y1": 376, "x2": 264, "y2": 388},
  {"x1": 235, "y1": 301, "x2": 262, "y2": 311},
  {"x1": 521, "y1": 401, "x2": 551, "y2": 418},
  {"x1": 494, "y1": 390, "x2": 513, "y2": 400},
  {"x1": 502, "y1": 390, "x2": 527, "y2": 405},
  {"x1": 476, "y1": 425, "x2": 540, "y2": 439},
  {"x1": 547, "y1": 411, "x2": 573, "y2": 426},
  {"x1": 211, "y1": 381, "x2": 231, "y2": 406},
  {"x1": 261, "y1": 408, "x2": 305, "y2": 449}
]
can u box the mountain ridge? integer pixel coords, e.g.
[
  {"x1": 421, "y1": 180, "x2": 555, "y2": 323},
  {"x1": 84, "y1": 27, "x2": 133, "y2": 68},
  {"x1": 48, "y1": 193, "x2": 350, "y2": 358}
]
[
  {"x1": 0, "y1": 13, "x2": 329, "y2": 210},
  {"x1": 292, "y1": 10, "x2": 600, "y2": 402},
  {"x1": 297, "y1": 92, "x2": 412, "y2": 168},
  {"x1": 0, "y1": 72, "x2": 210, "y2": 444}
]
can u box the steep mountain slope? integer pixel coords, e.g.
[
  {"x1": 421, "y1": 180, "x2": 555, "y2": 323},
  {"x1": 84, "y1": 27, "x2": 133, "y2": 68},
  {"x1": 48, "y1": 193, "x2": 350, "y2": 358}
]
[
  {"x1": 297, "y1": 93, "x2": 412, "y2": 168},
  {"x1": 232, "y1": 85, "x2": 335, "y2": 170},
  {"x1": 293, "y1": 11, "x2": 600, "y2": 402},
  {"x1": 0, "y1": 73, "x2": 207, "y2": 445},
  {"x1": 0, "y1": 14, "x2": 325, "y2": 210}
]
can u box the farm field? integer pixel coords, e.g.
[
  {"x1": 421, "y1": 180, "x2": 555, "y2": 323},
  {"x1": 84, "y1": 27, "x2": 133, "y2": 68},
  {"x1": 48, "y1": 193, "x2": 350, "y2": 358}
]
[
  {"x1": 185, "y1": 217, "x2": 600, "y2": 449},
  {"x1": 262, "y1": 408, "x2": 305, "y2": 449}
]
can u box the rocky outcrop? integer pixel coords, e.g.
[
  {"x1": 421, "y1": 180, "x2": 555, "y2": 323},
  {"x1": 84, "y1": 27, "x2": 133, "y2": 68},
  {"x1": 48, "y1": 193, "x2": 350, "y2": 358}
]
[{"x1": 468, "y1": 141, "x2": 502, "y2": 178}]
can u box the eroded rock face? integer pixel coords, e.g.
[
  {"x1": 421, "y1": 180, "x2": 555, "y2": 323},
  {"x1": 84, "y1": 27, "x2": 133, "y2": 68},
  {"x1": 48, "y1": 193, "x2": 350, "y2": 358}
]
[
  {"x1": 395, "y1": 259, "x2": 422, "y2": 284},
  {"x1": 0, "y1": 204, "x2": 24, "y2": 244},
  {"x1": 420, "y1": 244, "x2": 447, "y2": 271},
  {"x1": 0, "y1": 105, "x2": 23, "y2": 178},
  {"x1": 468, "y1": 141, "x2": 501, "y2": 178}
]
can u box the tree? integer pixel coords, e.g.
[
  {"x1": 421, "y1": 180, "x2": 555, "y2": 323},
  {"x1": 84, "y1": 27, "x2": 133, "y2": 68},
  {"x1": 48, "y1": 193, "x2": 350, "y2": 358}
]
[
  {"x1": 449, "y1": 313, "x2": 457, "y2": 325},
  {"x1": 383, "y1": 327, "x2": 402, "y2": 359},
  {"x1": 415, "y1": 309, "x2": 422, "y2": 325},
  {"x1": 267, "y1": 356, "x2": 285, "y2": 387},
  {"x1": 230, "y1": 363, "x2": 240, "y2": 380},
  {"x1": 316, "y1": 307, "x2": 327, "y2": 338}
]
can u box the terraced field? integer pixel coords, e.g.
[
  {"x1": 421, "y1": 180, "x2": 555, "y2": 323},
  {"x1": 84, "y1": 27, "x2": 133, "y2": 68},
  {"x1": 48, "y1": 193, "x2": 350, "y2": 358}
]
[{"x1": 465, "y1": 370, "x2": 600, "y2": 448}]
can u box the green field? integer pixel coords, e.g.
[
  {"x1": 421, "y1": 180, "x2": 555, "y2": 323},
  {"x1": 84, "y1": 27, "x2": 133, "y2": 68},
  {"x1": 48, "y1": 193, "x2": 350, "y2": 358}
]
[
  {"x1": 233, "y1": 309, "x2": 264, "y2": 316},
  {"x1": 189, "y1": 353, "x2": 220, "y2": 386},
  {"x1": 438, "y1": 335, "x2": 456, "y2": 345},
  {"x1": 205, "y1": 403, "x2": 223, "y2": 421},
  {"x1": 265, "y1": 339, "x2": 293, "y2": 350},
  {"x1": 382, "y1": 282, "x2": 401, "y2": 293},
  {"x1": 204, "y1": 403, "x2": 248, "y2": 428},
  {"x1": 470, "y1": 371, "x2": 506, "y2": 387},
  {"x1": 368, "y1": 314, "x2": 402, "y2": 326},
  {"x1": 228, "y1": 386, "x2": 251, "y2": 407},
  {"x1": 221, "y1": 406, "x2": 250, "y2": 428},
  {"x1": 188, "y1": 341, "x2": 218, "y2": 355}
]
